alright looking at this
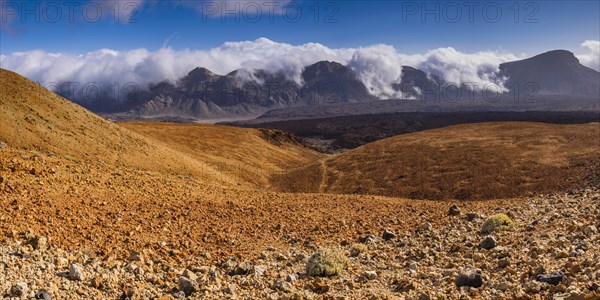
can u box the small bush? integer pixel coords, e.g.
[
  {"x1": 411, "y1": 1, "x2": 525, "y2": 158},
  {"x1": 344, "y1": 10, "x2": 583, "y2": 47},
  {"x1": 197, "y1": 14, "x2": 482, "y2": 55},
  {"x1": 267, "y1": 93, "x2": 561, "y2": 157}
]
[
  {"x1": 306, "y1": 249, "x2": 349, "y2": 277},
  {"x1": 481, "y1": 213, "x2": 513, "y2": 234},
  {"x1": 350, "y1": 244, "x2": 368, "y2": 257}
]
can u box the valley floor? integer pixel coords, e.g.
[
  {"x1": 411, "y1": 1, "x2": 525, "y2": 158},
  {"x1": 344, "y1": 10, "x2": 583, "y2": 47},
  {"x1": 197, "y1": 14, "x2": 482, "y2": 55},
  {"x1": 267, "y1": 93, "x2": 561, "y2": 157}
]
[{"x1": 0, "y1": 146, "x2": 599, "y2": 299}]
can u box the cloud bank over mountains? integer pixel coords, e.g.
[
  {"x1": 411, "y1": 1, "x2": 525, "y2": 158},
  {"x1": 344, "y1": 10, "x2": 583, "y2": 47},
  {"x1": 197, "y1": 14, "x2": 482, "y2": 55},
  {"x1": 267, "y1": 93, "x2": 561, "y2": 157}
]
[
  {"x1": 578, "y1": 40, "x2": 600, "y2": 72},
  {"x1": 1, "y1": 38, "x2": 598, "y2": 100}
]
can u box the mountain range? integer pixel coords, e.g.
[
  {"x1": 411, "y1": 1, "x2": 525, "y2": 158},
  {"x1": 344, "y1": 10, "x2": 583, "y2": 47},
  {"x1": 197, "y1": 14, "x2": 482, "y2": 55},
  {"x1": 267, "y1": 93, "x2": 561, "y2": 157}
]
[
  {"x1": 75, "y1": 50, "x2": 599, "y2": 121},
  {"x1": 500, "y1": 50, "x2": 600, "y2": 96}
]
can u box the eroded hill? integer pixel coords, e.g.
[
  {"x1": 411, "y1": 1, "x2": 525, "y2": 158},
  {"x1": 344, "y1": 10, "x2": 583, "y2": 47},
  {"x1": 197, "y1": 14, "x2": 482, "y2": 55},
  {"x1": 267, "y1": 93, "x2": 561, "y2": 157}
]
[
  {"x1": 120, "y1": 123, "x2": 321, "y2": 187},
  {"x1": 0, "y1": 69, "x2": 320, "y2": 189},
  {"x1": 273, "y1": 122, "x2": 600, "y2": 200}
]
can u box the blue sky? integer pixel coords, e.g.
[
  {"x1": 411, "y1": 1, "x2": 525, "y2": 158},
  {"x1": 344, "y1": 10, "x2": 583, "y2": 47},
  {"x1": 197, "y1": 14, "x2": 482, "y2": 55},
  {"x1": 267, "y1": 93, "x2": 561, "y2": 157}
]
[
  {"x1": 1, "y1": 0, "x2": 599, "y2": 55},
  {"x1": 1, "y1": 0, "x2": 599, "y2": 97}
]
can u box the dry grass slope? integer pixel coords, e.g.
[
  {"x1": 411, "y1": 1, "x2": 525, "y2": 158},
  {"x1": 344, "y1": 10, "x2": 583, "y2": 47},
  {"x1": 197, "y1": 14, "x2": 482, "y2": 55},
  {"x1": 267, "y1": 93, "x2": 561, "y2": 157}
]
[
  {"x1": 120, "y1": 123, "x2": 322, "y2": 187},
  {"x1": 0, "y1": 68, "x2": 321, "y2": 188},
  {"x1": 0, "y1": 69, "x2": 232, "y2": 184},
  {"x1": 274, "y1": 122, "x2": 600, "y2": 200}
]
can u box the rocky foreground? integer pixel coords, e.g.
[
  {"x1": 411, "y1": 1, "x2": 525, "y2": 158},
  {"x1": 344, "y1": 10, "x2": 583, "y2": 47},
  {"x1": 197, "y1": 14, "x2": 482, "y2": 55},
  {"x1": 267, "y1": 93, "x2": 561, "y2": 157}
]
[{"x1": 1, "y1": 184, "x2": 598, "y2": 299}]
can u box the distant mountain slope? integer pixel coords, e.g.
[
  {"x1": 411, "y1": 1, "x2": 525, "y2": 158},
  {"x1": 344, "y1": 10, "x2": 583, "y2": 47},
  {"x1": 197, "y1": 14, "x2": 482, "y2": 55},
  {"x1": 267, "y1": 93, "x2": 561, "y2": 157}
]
[
  {"x1": 301, "y1": 61, "x2": 374, "y2": 104},
  {"x1": 88, "y1": 50, "x2": 600, "y2": 121},
  {"x1": 273, "y1": 122, "x2": 600, "y2": 200},
  {"x1": 123, "y1": 61, "x2": 375, "y2": 120},
  {"x1": 500, "y1": 50, "x2": 600, "y2": 96}
]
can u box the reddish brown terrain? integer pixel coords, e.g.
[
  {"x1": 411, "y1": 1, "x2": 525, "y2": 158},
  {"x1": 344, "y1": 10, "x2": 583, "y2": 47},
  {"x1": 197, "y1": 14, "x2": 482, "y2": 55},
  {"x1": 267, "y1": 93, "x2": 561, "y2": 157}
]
[
  {"x1": 1, "y1": 68, "x2": 599, "y2": 299},
  {"x1": 274, "y1": 122, "x2": 600, "y2": 200}
]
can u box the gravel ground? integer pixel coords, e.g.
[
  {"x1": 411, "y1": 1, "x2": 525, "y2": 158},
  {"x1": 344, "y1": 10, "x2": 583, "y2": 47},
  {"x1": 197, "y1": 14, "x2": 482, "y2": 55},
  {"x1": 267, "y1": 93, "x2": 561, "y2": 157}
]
[{"x1": 1, "y1": 186, "x2": 598, "y2": 299}]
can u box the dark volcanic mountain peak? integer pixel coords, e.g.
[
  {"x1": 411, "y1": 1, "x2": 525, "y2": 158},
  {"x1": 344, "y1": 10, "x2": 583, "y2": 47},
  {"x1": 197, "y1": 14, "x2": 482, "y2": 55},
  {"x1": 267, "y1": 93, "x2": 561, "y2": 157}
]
[
  {"x1": 185, "y1": 67, "x2": 219, "y2": 82},
  {"x1": 302, "y1": 61, "x2": 349, "y2": 81},
  {"x1": 299, "y1": 61, "x2": 375, "y2": 104},
  {"x1": 541, "y1": 50, "x2": 579, "y2": 62},
  {"x1": 109, "y1": 49, "x2": 599, "y2": 120},
  {"x1": 504, "y1": 50, "x2": 580, "y2": 68},
  {"x1": 500, "y1": 49, "x2": 599, "y2": 96},
  {"x1": 401, "y1": 66, "x2": 428, "y2": 80}
]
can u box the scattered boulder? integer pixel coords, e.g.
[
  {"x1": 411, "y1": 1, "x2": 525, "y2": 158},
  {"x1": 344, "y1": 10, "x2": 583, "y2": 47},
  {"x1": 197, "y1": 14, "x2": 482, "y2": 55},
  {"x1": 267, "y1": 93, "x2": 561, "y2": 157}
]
[
  {"x1": 536, "y1": 271, "x2": 564, "y2": 285},
  {"x1": 382, "y1": 229, "x2": 396, "y2": 241},
  {"x1": 360, "y1": 270, "x2": 377, "y2": 280},
  {"x1": 498, "y1": 258, "x2": 510, "y2": 268},
  {"x1": 173, "y1": 291, "x2": 186, "y2": 298},
  {"x1": 273, "y1": 280, "x2": 293, "y2": 292},
  {"x1": 128, "y1": 251, "x2": 143, "y2": 262},
  {"x1": 221, "y1": 257, "x2": 237, "y2": 270},
  {"x1": 182, "y1": 269, "x2": 198, "y2": 281},
  {"x1": 232, "y1": 261, "x2": 254, "y2": 276},
  {"x1": 418, "y1": 292, "x2": 431, "y2": 300},
  {"x1": 525, "y1": 280, "x2": 543, "y2": 293},
  {"x1": 274, "y1": 253, "x2": 288, "y2": 261},
  {"x1": 69, "y1": 264, "x2": 84, "y2": 281},
  {"x1": 582, "y1": 225, "x2": 597, "y2": 237},
  {"x1": 418, "y1": 223, "x2": 432, "y2": 232},
  {"x1": 494, "y1": 281, "x2": 511, "y2": 291},
  {"x1": 466, "y1": 213, "x2": 480, "y2": 221},
  {"x1": 10, "y1": 282, "x2": 28, "y2": 297},
  {"x1": 359, "y1": 234, "x2": 377, "y2": 244},
  {"x1": 310, "y1": 278, "x2": 330, "y2": 294},
  {"x1": 479, "y1": 235, "x2": 497, "y2": 250},
  {"x1": 286, "y1": 273, "x2": 298, "y2": 282},
  {"x1": 90, "y1": 276, "x2": 104, "y2": 289},
  {"x1": 455, "y1": 267, "x2": 483, "y2": 288},
  {"x1": 306, "y1": 249, "x2": 349, "y2": 277},
  {"x1": 224, "y1": 283, "x2": 238, "y2": 294},
  {"x1": 253, "y1": 266, "x2": 266, "y2": 277},
  {"x1": 553, "y1": 293, "x2": 586, "y2": 300},
  {"x1": 178, "y1": 276, "x2": 199, "y2": 296},
  {"x1": 556, "y1": 251, "x2": 569, "y2": 259},
  {"x1": 30, "y1": 236, "x2": 48, "y2": 250},
  {"x1": 448, "y1": 205, "x2": 461, "y2": 216},
  {"x1": 35, "y1": 290, "x2": 52, "y2": 300}
]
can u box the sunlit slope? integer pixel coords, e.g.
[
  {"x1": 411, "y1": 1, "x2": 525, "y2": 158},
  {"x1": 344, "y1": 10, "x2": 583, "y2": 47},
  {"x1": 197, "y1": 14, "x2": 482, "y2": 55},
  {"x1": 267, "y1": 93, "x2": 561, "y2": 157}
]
[
  {"x1": 274, "y1": 122, "x2": 600, "y2": 200},
  {"x1": 0, "y1": 68, "x2": 234, "y2": 186},
  {"x1": 120, "y1": 123, "x2": 322, "y2": 187}
]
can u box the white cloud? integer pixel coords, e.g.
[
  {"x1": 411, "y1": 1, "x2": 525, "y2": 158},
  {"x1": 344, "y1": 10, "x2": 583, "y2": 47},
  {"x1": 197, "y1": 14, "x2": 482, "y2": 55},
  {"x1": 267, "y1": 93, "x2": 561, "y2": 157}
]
[
  {"x1": 0, "y1": 38, "x2": 353, "y2": 89},
  {"x1": 577, "y1": 40, "x2": 600, "y2": 71},
  {"x1": 411, "y1": 47, "x2": 521, "y2": 91},
  {"x1": 0, "y1": 38, "x2": 529, "y2": 100},
  {"x1": 348, "y1": 45, "x2": 404, "y2": 98}
]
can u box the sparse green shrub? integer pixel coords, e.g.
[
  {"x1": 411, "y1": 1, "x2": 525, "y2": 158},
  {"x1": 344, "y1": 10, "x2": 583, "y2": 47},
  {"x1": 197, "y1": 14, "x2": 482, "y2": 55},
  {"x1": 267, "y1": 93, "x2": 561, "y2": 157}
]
[
  {"x1": 481, "y1": 213, "x2": 513, "y2": 234},
  {"x1": 350, "y1": 244, "x2": 368, "y2": 257},
  {"x1": 306, "y1": 248, "x2": 349, "y2": 277}
]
